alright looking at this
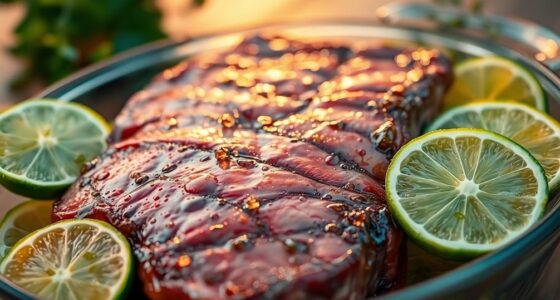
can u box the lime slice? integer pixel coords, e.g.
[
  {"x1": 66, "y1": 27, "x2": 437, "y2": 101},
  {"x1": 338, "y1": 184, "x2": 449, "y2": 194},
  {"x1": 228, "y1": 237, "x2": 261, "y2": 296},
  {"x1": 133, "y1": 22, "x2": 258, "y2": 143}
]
[
  {"x1": 0, "y1": 99, "x2": 110, "y2": 199},
  {"x1": 0, "y1": 219, "x2": 132, "y2": 300},
  {"x1": 427, "y1": 102, "x2": 560, "y2": 192},
  {"x1": 444, "y1": 56, "x2": 546, "y2": 111},
  {"x1": 386, "y1": 129, "x2": 548, "y2": 259},
  {"x1": 0, "y1": 200, "x2": 53, "y2": 260}
]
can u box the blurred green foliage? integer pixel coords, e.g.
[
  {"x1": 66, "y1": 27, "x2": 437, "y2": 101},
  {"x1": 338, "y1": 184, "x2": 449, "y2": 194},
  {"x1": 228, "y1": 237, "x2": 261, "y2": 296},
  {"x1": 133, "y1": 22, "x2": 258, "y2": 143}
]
[
  {"x1": 430, "y1": 0, "x2": 486, "y2": 28},
  {"x1": 432, "y1": 0, "x2": 483, "y2": 13},
  {"x1": 1, "y1": 0, "x2": 165, "y2": 89},
  {"x1": 428, "y1": 0, "x2": 502, "y2": 43}
]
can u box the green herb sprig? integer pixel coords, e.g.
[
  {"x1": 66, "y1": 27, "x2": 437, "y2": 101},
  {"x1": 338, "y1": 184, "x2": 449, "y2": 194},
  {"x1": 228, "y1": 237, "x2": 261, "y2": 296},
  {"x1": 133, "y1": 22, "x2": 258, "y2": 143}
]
[{"x1": 1, "y1": 0, "x2": 165, "y2": 89}]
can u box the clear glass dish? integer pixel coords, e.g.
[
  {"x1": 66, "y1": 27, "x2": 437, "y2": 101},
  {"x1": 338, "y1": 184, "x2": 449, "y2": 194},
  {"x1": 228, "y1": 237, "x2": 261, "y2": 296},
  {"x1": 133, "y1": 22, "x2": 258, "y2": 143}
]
[{"x1": 1, "y1": 4, "x2": 559, "y2": 299}]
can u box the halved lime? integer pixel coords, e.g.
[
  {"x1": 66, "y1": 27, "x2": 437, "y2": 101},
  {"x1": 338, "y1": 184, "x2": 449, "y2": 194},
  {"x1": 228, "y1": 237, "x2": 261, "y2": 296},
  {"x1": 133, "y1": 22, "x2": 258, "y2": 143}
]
[
  {"x1": 444, "y1": 56, "x2": 546, "y2": 111},
  {"x1": 386, "y1": 129, "x2": 548, "y2": 259},
  {"x1": 427, "y1": 102, "x2": 560, "y2": 191},
  {"x1": 0, "y1": 200, "x2": 53, "y2": 259},
  {"x1": 0, "y1": 219, "x2": 132, "y2": 300},
  {"x1": 0, "y1": 99, "x2": 110, "y2": 199}
]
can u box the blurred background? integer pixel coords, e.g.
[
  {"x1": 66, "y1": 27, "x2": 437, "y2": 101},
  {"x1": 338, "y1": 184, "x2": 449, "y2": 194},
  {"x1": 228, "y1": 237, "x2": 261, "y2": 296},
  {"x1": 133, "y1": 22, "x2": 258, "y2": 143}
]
[{"x1": 0, "y1": 0, "x2": 559, "y2": 106}]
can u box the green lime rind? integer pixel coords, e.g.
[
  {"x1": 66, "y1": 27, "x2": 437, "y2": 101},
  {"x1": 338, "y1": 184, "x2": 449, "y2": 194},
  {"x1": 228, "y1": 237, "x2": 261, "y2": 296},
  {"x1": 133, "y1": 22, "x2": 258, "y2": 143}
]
[
  {"x1": 0, "y1": 200, "x2": 53, "y2": 260},
  {"x1": 445, "y1": 56, "x2": 547, "y2": 112},
  {"x1": 426, "y1": 102, "x2": 560, "y2": 193},
  {"x1": 0, "y1": 99, "x2": 110, "y2": 199},
  {"x1": 0, "y1": 175, "x2": 70, "y2": 199},
  {"x1": 386, "y1": 128, "x2": 549, "y2": 260},
  {"x1": 0, "y1": 218, "x2": 133, "y2": 300}
]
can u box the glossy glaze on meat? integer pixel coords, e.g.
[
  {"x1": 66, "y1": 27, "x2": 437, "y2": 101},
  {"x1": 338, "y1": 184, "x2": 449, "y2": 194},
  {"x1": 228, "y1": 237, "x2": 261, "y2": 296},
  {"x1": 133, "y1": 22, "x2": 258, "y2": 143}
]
[{"x1": 53, "y1": 35, "x2": 452, "y2": 300}]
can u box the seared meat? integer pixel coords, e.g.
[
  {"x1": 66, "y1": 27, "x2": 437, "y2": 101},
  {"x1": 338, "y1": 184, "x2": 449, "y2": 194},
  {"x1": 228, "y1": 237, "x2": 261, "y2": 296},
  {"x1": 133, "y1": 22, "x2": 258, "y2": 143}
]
[{"x1": 53, "y1": 35, "x2": 452, "y2": 299}]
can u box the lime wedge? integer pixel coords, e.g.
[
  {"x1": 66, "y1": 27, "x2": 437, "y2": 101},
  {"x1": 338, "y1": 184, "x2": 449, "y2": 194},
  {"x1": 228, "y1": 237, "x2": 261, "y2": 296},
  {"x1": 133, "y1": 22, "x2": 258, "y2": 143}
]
[
  {"x1": 427, "y1": 102, "x2": 560, "y2": 192},
  {"x1": 386, "y1": 129, "x2": 548, "y2": 259},
  {"x1": 0, "y1": 219, "x2": 132, "y2": 300},
  {"x1": 0, "y1": 200, "x2": 53, "y2": 259},
  {"x1": 444, "y1": 56, "x2": 546, "y2": 111},
  {"x1": 0, "y1": 99, "x2": 110, "y2": 199}
]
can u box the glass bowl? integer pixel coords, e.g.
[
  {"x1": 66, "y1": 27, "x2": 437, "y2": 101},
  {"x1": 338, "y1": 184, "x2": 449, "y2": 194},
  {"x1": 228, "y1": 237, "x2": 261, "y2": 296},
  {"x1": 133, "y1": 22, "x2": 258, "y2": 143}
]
[{"x1": 1, "y1": 4, "x2": 559, "y2": 299}]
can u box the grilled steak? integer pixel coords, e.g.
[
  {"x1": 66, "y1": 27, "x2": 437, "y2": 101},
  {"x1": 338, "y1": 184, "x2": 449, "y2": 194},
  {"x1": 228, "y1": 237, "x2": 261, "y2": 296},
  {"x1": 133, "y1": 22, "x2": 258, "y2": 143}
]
[{"x1": 53, "y1": 35, "x2": 452, "y2": 299}]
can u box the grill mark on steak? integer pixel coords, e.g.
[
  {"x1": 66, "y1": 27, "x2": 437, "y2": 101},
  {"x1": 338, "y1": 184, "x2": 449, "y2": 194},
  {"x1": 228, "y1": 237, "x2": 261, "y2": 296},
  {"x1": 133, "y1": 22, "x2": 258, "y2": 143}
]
[
  {"x1": 131, "y1": 126, "x2": 384, "y2": 197},
  {"x1": 53, "y1": 34, "x2": 452, "y2": 299},
  {"x1": 112, "y1": 36, "x2": 352, "y2": 142},
  {"x1": 79, "y1": 141, "x2": 379, "y2": 207}
]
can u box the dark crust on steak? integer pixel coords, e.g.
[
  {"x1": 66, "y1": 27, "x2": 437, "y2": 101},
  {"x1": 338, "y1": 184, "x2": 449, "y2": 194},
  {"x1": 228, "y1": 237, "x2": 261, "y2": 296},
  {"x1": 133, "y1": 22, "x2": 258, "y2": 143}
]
[{"x1": 53, "y1": 35, "x2": 452, "y2": 300}]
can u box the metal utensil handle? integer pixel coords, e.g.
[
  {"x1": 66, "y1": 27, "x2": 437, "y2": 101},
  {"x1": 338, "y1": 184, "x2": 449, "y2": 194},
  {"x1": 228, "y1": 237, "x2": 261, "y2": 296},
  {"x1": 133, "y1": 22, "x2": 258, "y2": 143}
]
[{"x1": 377, "y1": 3, "x2": 560, "y2": 73}]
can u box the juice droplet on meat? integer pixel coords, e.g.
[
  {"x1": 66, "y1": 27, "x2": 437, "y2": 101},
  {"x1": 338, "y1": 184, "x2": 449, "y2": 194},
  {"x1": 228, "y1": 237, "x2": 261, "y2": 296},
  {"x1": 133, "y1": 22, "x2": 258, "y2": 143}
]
[
  {"x1": 350, "y1": 195, "x2": 368, "y2": 203},
  {"x1": 218, "y1": 113, "x2": 236, "y2": 128},
  {"x1": 214, "y1": 148, "x2": 231, "y2": 169},
  {"x1": 302, "y1": 75, "x2": 314, "y2": 85},
  {"x1": 244, "y1": 196, "x2": 260, "y2": 211},
  {"x1": 324, "y1": 154, "x2": 340, "y2": 166},
  {"x1": 209, "y1": 224, "x2": 225, "y2": 231},
  {"x1": 343, "y1": 183, "x2": 355, "y2": 190},
  {"x1": 167, "y1": 118, "x2": 178, "y2": 127},
  {"x1": 326, "y1": 203, "x2": 346, "y2": 212},
  {"x1": 177, "y1": 255, "x2": 192, "y2": 267},
  {"x1": 257, "y1": 115, "x2": 273, "y2": 126},
  {"x1": 238, "y1": 214, "x2": 249, "y2": 224},
  {"x1": 96, "y1": 171, "x2": 110, "y2": 180},
  {"x1": 237, "y1": 159, "x2": 256, "y2": 169},
  {"x1": 371, "y1": 120, "x2": 397, "y2": 156},
  {"x1": 184, "y1": 174, "x2": 218, "y2": 195},
  {"x1": 324, "y1": 223, "x2": 338, "y2": 233},
  {"x1": 135, "y1": 175, "x2": 150, "y2": 185},
  {"x1": 321, "y1": 194, "x2": 333, "y2": 200},
  {"x1": 110, "y1": 188, "x2": 124, "y2": 197},
  {"x1": 162, "y1": 163, "x2": 177, "y2": 173},
  {"x1": 283, "y1": 238, "x2": 309, "y2": 254},
  {"x1": 231, "y1": 234, "x2": 251, "y2": 251},
  {"x1": 269, "y1": 38, "x2": 289, "y2": 51},
  {"x1": 349, "y1": 210, "x2": 366, "y2": 227}
]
